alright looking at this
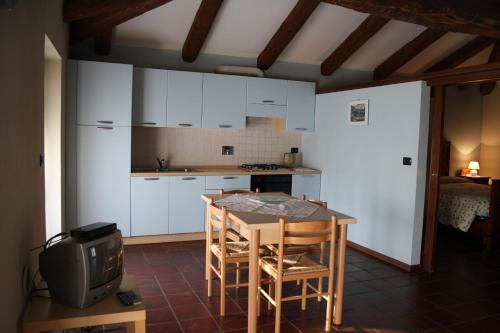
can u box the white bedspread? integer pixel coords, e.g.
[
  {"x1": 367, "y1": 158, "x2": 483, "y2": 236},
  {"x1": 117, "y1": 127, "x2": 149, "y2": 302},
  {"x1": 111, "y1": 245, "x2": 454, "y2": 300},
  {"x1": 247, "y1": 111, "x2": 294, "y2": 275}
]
[{"x1": 438, "y1": 183, "x2": 490, "y2": 232}]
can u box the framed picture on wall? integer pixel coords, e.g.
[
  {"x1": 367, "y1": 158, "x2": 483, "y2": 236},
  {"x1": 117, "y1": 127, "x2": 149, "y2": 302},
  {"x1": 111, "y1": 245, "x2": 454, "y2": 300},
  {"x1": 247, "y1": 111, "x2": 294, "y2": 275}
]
[{"x1": 348, "y1": 100, "x2": 369, "y2": 125}]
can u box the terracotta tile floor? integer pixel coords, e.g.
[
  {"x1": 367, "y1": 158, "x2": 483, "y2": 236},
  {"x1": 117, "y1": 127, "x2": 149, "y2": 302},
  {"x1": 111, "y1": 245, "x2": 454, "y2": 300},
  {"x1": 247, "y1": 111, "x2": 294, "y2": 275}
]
[{"x1": 113, "y1": 226, "x2": 500, "y2": 332}]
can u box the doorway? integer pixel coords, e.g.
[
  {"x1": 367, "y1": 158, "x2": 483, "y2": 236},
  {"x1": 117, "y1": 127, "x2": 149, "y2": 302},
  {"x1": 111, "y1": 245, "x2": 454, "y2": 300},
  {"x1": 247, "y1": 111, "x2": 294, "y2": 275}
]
[{"x1": 43, "y1": 35, "x2": 62, "y2": 240}]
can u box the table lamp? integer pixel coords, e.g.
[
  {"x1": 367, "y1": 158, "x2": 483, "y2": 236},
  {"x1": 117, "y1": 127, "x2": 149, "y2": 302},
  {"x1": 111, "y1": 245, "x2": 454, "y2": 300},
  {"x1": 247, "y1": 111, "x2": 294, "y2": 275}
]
[{"x1": 468, "y1": 161, "x2": 480, "y2": 176}]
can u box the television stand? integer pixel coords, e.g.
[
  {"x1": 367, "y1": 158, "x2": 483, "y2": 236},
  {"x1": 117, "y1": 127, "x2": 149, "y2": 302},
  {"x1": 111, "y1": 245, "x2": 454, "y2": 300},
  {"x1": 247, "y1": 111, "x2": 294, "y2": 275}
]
[{"x1": 21, "y1": 275, "x2": 145, "y2": 333}]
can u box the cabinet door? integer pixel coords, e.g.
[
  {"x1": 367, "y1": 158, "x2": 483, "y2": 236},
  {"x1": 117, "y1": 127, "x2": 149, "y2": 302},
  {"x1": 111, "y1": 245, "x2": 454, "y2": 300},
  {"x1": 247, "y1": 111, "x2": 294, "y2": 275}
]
[
  {"x1": 205, "y1": 175, "x2": 250, "y2": 190},
  {"x1": 132, "y1": 67, "x2": 167, "y2": 127},
  {"x1": 246, "y1": 103, "x2": 287, "y2": 118},
  {"x1": 131, "y1": 177, "x2": 169, "y2": 236},
  {"x1": 76, "y1": 126, "x2": 131, "y2": 236},
  {"x1": 287, "y1": 81, "x2": 315, "y2": 132},
  {"x1": 247, "y1": 77, "x2": 287, "y2": 105},
  {"x1": 169, "y1": 176, "x2": 206, "y2": 233},
  {"x1": 202, "y1": 74, "x2": 246, "y2": 129},
  {"x1": 76, "y1": 61, "x2": 132, "y2": 126},
  {"x1": 167, "y1": 71, "x2": 202, "y2": 128},
  {"x1": 292, "y1": 174, "x2": 321, "y2": 200}
]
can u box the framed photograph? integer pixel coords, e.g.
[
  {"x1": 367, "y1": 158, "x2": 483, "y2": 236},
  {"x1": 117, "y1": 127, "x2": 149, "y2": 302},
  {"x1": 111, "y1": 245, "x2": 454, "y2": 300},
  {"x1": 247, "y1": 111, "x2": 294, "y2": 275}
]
[{"x1": 348, "y1": 100, "x2": 369, "y2": 125}]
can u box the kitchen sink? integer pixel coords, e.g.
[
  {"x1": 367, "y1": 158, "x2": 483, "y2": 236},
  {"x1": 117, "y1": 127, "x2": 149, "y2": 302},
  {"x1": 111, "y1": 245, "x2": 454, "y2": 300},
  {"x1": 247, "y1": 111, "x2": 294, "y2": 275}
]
[{"x1": 132, "y1": 167, "x2": 198, "y2": 173}]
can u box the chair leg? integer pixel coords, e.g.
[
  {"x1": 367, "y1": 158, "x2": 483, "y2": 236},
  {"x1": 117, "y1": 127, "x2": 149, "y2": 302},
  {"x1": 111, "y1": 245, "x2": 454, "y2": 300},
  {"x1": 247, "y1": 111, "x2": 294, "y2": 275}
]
[
  {"x1": 268, "y1": 282, "x2": 274, "y2": 310},
  {"x1": 207, "y1": 260, "x2": 213, "y2": 298},
  {"x1": 236, "y1": 262, "x2": 240, "y2": 289},
  {"x1": 220, "y1": 260, "x2": 226, "y2": 316},
  {"x1": 257, "y1": 265, "x2": 262, "y2": 317},
  {"x1": 274, "y1": 281, "x2": 282, "y2": 333},
  {"x1": 318, "y1": 277, "x2": 323, "y2": 302},
  {"x1": 301, "y1": 279, "x2": 307, "y2": 310},
  {"x1": 325, "y1": 274, "x2": 335, "y2": 331}
]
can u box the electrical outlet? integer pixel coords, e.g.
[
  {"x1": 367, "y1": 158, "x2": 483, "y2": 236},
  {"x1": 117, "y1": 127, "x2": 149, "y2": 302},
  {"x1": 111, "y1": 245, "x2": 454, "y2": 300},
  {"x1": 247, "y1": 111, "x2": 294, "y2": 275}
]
[
  {"x1": 403, "y1": 157, "x2": 412, "y2": 166},
  {"x1": 222, "y1": 146, "x2": 234, "y2": 155}
]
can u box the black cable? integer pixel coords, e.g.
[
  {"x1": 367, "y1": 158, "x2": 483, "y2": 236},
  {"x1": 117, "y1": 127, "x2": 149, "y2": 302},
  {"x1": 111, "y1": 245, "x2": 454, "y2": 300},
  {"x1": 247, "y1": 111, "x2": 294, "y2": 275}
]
[{"x1": 44, "y1": 232, "x2": 68, "y2": 250}]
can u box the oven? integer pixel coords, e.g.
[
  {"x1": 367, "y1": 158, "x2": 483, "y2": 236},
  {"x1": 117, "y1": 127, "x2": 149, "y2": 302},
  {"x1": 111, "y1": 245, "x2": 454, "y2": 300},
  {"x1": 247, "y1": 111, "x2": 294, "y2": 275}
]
[{"x1": 250, "y1": 175, "x2": 292, "y2": 195}]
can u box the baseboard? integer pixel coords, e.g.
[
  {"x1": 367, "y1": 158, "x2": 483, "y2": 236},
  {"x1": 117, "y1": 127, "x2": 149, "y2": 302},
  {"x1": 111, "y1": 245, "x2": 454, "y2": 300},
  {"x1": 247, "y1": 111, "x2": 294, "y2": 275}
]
[
  {"x1": 123, "y1": 232, "x2": 206, "y2": 245},
  {"x1": 346, "y1": 240, "x2": 420, "y2": 272}
]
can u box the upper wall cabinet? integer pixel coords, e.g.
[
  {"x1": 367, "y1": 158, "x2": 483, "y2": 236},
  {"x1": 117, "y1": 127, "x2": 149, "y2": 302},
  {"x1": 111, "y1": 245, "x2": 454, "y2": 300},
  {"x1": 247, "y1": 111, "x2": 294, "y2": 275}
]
[
  {"x1": 202, "y1": 74, "x2": 246, "y2": 129},
  {"x1": 132, "y1": 67, "x2": 167, "y2": 127},
  {"x1": 76, "y1": 60, "x2": 133, "y2": 126},
  {"x1": 286, "y1": 81, "x2": 316, "y2": 132},
  {"x1": 167, "y1": 70, "x2": 202, "y2": 128},
  {"x1": 247, "y1": 77, "x2": 287, "y2": 118}
]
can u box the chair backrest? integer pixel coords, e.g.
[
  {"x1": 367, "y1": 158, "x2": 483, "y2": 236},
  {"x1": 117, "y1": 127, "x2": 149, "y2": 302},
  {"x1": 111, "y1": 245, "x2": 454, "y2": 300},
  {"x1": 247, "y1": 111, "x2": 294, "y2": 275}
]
[
  {"x1": 220, "y1": 188, "x2": 260, "y2": 195},
  {"x1": 280, "y1": 219, "x2": 332, "y2": 246},
  {"x1": 300, "y1": 195, "x2": 327, "y2": 208},
  {"x1": 208, "y1": 202, "x2": 229, "y2": 257}
]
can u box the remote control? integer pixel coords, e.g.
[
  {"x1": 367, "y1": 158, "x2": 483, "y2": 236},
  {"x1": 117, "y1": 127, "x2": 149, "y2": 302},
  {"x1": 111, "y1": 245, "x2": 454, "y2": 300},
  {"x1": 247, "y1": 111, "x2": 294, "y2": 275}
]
[{"x1": 117, "y1": 291, "x2": 141, "y2": 306}]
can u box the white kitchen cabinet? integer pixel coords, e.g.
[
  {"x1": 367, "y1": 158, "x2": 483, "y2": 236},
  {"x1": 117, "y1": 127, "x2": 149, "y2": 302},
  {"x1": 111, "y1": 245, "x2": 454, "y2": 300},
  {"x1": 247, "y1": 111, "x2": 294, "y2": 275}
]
[
  {"x1": 292, "y1": 174, "x2": 321, "y2": 200},
  {"x1": 202, "y1": 74, "x2": 246, "y2": 129},
  {"x1": 132, "y1": 67, "x2": 167, "y2": 127},
  {"x1": 169, "y1": 176, "x2": 206, "y2": 233},
  {"x1": 287, "y1": 81, "x2": 315, "y2": 132},
  {"x1": 131, "y1": 177, "x2": 169, "y2": 236},
  {"x1": 206, "y1": 175, "x2": 250, "y2": 190},
  {"x1": 167, "y1": 70, "x2": 202, "y2": 128},
  {"x1": 76, "y1": 125, "x2": 131, "y2": 236},
  {"x1": 247, "y1": 77, "x2": 287, "y2": 105},
  {"x1": 76, "y1": 60, "x2": 132, "y2": 126},
  {"x1": 247, "y1": 103, "x2": 287, "y2": 118}
]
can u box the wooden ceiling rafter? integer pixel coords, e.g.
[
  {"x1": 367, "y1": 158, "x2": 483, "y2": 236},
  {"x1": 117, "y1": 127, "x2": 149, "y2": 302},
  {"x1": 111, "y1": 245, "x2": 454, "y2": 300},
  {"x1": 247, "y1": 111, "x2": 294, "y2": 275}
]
[
  {"x1": 69, "y1": 0, "x2": 173, "y2": 44},
  {"x1": 321, "y1": 0, "x2": 500, "y2": 38},
  {"x1": 373, "y1": 28, "x2": 446, "y2": 80},
  {"x1": 425, "y1": 36, "x2": 495, "y2": 73},
  {"x1": 182, "y1": 0, "x2": 224, "y2": 63},
  {"x1": 479, "y1": 41, "x2": 500, "y2": 95},
  {"x1": 257, "y1": 0, "x2": 321, "y2": 70},
  {"x1": 320, "y1": 15, "x2": 390, "y2": 76}
]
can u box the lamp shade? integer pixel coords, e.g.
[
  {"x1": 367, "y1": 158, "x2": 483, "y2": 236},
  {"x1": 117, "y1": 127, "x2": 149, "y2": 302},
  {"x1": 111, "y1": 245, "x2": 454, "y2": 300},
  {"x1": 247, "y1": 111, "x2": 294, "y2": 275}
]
[{"x1": 468, "y1": 161, "x2": 480, "y2": 170}]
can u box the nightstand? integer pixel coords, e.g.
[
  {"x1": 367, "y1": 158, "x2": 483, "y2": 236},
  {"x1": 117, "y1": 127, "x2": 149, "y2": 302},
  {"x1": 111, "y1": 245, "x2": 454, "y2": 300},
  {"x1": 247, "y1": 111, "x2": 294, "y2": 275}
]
[{"x1": 464, "y1": 176, "x2": 490, "y2": 185}]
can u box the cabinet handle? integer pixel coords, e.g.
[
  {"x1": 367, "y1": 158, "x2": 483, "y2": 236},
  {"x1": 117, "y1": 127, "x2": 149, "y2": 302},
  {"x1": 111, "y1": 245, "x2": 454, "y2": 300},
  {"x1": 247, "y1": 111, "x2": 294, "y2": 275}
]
[
  {"x1": 144, "y1": 177, "x2": 160, "y2": 181},
  {"x1": 97, "y1": 126, "x2": 113, "y2": 130},
  {"x1": 262, "y1": 100, "x2": 275, "y2": 103},
  {"x1": 219, "y1": 124, "x2": 232, "y2": 128},
  {"x1": 141, "y1": 122, "x2": 157, "y2": 126},
  {"x1": 182, "y1": 177, "x2": 197, "y2": 180},
  {"x1": 97, "y1": 120, "x2": 114, "y2": 124},
  {"x1": 178, "y1": 123, "x2": 193, "y2": 127},
  {"x1": 295, "y1": 127, "x2": 307, "y2": 131},
  {"x1": 223, "y1": 176, "x2": 237, "y2": 180}
]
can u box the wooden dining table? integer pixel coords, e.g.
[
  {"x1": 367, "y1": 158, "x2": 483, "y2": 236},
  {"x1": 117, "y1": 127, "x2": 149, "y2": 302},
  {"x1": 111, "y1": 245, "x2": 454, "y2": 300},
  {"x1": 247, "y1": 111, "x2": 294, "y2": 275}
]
[{"x1": 201, "y1": 192, "x2": 357, "y2": 333}]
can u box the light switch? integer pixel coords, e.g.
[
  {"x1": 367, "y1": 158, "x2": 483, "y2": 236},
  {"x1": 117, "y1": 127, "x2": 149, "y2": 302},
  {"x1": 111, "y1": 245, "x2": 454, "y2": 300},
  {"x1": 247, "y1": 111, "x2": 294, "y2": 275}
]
[{"x1": 403, "y1": 157, "x2": 412, "y2": 166}]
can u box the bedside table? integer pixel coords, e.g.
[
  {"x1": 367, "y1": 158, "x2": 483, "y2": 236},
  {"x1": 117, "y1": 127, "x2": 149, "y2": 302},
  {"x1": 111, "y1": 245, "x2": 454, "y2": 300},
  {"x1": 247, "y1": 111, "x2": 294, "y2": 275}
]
[{"x1": 464, "y1": 176, "x2": 490, "y2": 185}]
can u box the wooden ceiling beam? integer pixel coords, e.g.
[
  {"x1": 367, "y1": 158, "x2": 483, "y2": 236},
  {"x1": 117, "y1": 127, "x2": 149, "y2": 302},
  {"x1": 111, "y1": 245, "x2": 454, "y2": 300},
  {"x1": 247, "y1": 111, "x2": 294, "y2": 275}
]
[
  {"x1": 94, "y1": 28, "x2": 113, "y2": 55},
  {"x1": 257, "y1": 0, "x2": 321, "y2": 70},
  {"x1": 425, "y1": 36, "x2": 495, "y2": 73},
  {"x1": 320, "y1": 15, "x2": 389, "y2": 76},
  {"x1": 69, "y1": 0, "x2": 172, "y2": 44},
  {"x1": 374, "y1": 29, "x2": 446, "y2": 80},
  {"x1": 321, "y1": 0, "x2": 500, "y2": 38},
  {"x1": 182, "y1": 0, "x2": 224, "y2": 63},
  {"x1": 479, "y1": 41, "x2": 500, "y2": 95}
]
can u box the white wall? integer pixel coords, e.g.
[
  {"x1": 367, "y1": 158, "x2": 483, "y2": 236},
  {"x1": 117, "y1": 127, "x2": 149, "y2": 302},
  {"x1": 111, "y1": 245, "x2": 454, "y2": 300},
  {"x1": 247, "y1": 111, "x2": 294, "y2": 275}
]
[
  {"x1": 302, "y1": 81, "x2": 430, "y2": 266},
  {"x1": 443, "y1": 86, "x2": 483, "y2": 175}
]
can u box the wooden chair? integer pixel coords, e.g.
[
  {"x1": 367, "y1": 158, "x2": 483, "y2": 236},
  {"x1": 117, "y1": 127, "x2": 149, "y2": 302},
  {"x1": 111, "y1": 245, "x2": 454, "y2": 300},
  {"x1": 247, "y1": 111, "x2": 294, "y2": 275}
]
[
  {"x1": 206, "y1": 202, "x2": 251, "y2": 316},
  {"x1": 219, "y1": 188, "x2": 260, "y2": 241},
  {"x1": 258, "y1": 216, "x2": 338, "y2": 332}
]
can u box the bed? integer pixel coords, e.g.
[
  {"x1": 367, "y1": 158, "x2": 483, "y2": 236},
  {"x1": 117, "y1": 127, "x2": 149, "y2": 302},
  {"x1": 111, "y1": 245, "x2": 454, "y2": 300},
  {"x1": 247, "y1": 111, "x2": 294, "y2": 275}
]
[{"x1": 439, "y1": 141, "x2": 500, "y2": 249}]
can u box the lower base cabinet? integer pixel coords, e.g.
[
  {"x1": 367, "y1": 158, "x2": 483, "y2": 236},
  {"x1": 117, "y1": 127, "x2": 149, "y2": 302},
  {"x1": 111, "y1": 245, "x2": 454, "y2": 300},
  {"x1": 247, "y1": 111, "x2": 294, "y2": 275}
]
[
  {"x1": 292, "y1": 174, "x2": 321, "y2": 200},
  {"x1": 169, "y1": 176, "x2": 206, "y2": 233},
  {"x1": 131, "y1": 177, "x2": 169, "y2": 236}
]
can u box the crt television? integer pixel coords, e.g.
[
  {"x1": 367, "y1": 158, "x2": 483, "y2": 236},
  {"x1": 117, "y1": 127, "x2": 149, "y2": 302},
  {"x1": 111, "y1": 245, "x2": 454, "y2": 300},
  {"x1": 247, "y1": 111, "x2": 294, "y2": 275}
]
[{"x1": 39, "y1": 223, "x2": 124, "y2": 308}]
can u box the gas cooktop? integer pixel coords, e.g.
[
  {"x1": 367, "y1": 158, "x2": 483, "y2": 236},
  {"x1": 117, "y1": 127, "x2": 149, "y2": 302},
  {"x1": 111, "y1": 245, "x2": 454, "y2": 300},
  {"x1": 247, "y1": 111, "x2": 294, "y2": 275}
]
[{"x1": 240, "y1": 164, "x2": 283, "y2": 171}]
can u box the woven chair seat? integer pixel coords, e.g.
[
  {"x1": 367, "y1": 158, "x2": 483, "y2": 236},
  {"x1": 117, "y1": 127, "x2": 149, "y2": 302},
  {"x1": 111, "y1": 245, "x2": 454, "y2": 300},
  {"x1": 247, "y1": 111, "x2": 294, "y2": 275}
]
[
  {"x1": 264, "y1": 243, "x2": 321, "y2": 254},
  {"x1": 261, "y1": 253, "x2": 328, "y2": 276},
  {"x1": 211, "y1": 241, "x2": 250, "y2": 258}
]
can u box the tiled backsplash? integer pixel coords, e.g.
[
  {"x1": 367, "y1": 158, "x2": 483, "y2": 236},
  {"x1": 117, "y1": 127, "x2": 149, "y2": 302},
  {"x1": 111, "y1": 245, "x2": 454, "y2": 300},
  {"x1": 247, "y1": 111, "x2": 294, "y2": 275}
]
[{"x1": 132, "y1": 117, "x2": 302, "y2": 167}]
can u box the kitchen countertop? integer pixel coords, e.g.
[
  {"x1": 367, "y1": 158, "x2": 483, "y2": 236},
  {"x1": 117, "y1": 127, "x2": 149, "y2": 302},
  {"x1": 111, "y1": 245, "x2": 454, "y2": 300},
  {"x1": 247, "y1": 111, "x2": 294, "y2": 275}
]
[{"x1": 130, "y1": 166, "x2": 321, "y2": 177}]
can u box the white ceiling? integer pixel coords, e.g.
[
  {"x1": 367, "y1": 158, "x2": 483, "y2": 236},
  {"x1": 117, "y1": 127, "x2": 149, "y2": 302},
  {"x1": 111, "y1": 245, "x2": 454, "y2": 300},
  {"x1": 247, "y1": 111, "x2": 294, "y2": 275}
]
[{"x1": 113, "y1": 0, "x2": 487, "y2": 74}]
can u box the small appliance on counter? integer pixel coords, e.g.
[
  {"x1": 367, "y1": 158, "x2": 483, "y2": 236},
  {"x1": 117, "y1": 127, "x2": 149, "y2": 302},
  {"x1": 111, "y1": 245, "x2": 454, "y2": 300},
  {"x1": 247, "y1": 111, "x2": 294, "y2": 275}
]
[
  {"x1": 283, "y1": 147, "x2": 301, "y2": 168},
  {"x1": 39, "y1": 223, "x2": 124, "y2": 308}
]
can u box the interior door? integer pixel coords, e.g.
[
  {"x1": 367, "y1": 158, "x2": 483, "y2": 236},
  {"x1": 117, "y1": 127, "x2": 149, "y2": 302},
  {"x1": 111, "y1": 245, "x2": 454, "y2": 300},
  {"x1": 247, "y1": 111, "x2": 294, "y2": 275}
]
[{"x1": 422, "y1": 86, "x2": 445, "y2": 272}]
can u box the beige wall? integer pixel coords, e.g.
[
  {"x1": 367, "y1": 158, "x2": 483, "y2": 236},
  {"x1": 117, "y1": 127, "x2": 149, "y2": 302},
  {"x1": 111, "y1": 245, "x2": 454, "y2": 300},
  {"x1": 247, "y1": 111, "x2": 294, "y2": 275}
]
[
  {"x1": 480, "y1": 84, "x2": 500, "y2": 179},
  {"x1": 443, "y1": 86, "x2": 483, "y2": 175},
  {"x1": 0, "y1": 1, "x2": 67, "y2": 331},
  {"x1": 132, "y1": 117, "x2": 302, "y2": 167}
]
